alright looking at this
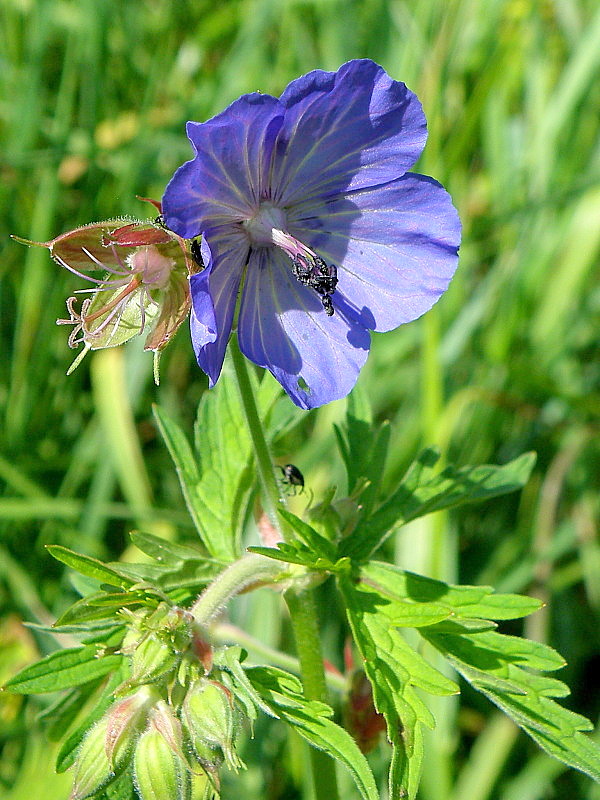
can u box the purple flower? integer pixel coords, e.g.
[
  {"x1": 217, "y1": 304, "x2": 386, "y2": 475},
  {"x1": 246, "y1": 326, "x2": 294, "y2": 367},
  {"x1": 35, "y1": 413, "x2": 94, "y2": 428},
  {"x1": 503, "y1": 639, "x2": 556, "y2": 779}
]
[{"x1": 163, "y1": 59, "x2": 460, "y2": 409}]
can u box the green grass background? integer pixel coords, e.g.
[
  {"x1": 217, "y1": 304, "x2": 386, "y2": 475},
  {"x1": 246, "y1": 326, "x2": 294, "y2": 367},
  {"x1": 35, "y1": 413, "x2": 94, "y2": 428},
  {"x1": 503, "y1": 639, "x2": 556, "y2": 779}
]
[{"x1": 1, "y1": 0, "x2": 599, "y2": 798}]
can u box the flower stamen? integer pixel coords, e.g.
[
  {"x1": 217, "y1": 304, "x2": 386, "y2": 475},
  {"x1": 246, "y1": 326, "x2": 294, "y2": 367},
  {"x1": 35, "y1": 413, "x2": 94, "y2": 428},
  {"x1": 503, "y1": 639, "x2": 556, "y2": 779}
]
[
  {"x1": 84, "y1": 274, "x2": 142, "y2": 326},
  {"x1": 54, "y1": 252, "x2": 129, "y2": 286},
  {"x1": 82, "y1": 245, "x2": 130, "y2": 277},
  {"x1": 57, "y1": 296, "x2": 93, "y2": 348},
  {"x1": 56, "y1": 274, "x2": 153, "y2": 349}
]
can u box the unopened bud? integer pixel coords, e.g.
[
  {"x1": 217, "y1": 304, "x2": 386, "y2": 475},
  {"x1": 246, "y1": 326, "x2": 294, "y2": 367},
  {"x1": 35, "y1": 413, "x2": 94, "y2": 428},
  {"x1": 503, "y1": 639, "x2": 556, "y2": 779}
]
[
  {"x1": 129, "y1": 634, "x2": 178, "y2": 687},
  {"x1": 134, "y1": 717, "x2": 189, "y2": 800},
  {"x1": 71, "y1": 688, "x2": 152, "y2": 799},
  {"x1": 190, "y1": 769, "x2": 220, "y2": 800},
  {"x1": 186, "y1": 737, "x2": 224, "y2": 773},
  {"x1": 105, "y1": 686, "x2": 156, "y2": 765},
  {"x1": 151, "y1": 700, "x2": 186, "y2": 759},
  {"x1": 182, "y1": 679, "x2": 243, "y2": 772}
]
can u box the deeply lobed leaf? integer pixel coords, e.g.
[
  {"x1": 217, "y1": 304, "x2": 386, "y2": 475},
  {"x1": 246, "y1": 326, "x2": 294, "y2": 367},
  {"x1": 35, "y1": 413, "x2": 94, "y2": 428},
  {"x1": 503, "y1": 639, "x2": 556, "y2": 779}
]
[
  {"x1": 340, "y1": 450, "x2": 537, "y2": 561},
  {"x1": 247, "y1": 666, "x2": 380, "y2": 800}
]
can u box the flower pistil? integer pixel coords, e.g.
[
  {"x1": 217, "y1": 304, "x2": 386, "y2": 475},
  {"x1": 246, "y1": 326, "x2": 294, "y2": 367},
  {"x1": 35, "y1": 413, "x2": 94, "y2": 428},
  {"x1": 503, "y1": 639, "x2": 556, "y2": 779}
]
[{"x1": 243, "y1": 201, "x2": 338, "y2": 315}]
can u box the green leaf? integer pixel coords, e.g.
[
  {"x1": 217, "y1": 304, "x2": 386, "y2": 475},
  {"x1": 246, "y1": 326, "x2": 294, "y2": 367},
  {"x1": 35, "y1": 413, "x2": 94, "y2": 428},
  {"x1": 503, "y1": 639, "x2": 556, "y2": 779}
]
[
  {"x1": 213, "y1": 646, "x2": 275, "y2": 720},
  {"x1": 106, "y1": 557, "x2": 223, "y2": 589},
  {"x1": 244, "y1": 664, "x2": 304, "y2": 698},
  {"x1": 427, "y1": 628, "x2": 566, "y2": 673},
  {"x1": 3, "y1": 646, "x2": 123, "y2": 694},
  {"x1": 341, "y1": 450, "x2": 537, "y2": 561},
  {"x1": 460, "y1": 593, "x2": 543, "y2": 620},
  {"x1": 340, "y1": 576, "x2": 458, "y2": 700},
  {"x1": 24, "y1": 620, "x2": 119, "y2": 636},
  {"x1": 350, "y1": 574, "x2": 453, "y2": 629},
  {"x1": 247, "y1": 544, "x2": 318, "y2": 568},
  {"x1": 129, "y1": 531, "x2": 210, "y2": 565},
  {"x1": 339, "y1": 562, "x2": 567, "y2": 795},
  {"x1": 53, "y1": 594, "x2": 132, "y2": 626},
  {"x1": 426, "y1": 618, "x2": 497, "y2": 634},
  {"x1": 47, "y1": 545, "x2": 137, "y2": 589},
  {"x1": 277, "y1": 508, "x2": 337, "y2": 560},
  {"x1": 54, "y1": 590, "x2": 151, "y2": 627},
  {"x1": 360, "y1": 421, "x2": 391, "y2": 515},
  {"x1": 338, "y1": 574, "x2": 458, "y2": 800},
  {"x1": 246, "y1": 666, "x2": 379, "y2": 800},
  {"x1": 153, "y1": 371, "x2": 255, "y2": 562},
  {"x1": 424, "y1": 627, "x2": 600, "y2": 782},
  {"x1": 40, "y1": 680, "x2": 103, "y2": 741},
  {"x1": 247, "y1": 542, "x2": 347, "y2": 572},
  {"x1": 335, "y1": 391, "x2": 391, "y2": 517},
  {"x1": 151, "y1": 405, "x2": 210, "y2": 551},
  {"x1": 86, "y1": 591, "x2": 148, "y2": 608},
  {"x1": 389, "y1": 722, "x2": 424, "y2": 800},
  {"x1": 335, "y1": 390, "x2": 372, "y2": 495},
  {"x1": 81, "y1": 627, "x2": 126, "y2": 648},
  {"x1": 360, "y1": 561, "x2": 490, "y2": 606},
  {"x1": 360, "y1": 562, "x2": 543, "y2": 622},
  {"x1": 192, "y1": 368, "x2": 256, "y2": 557}
]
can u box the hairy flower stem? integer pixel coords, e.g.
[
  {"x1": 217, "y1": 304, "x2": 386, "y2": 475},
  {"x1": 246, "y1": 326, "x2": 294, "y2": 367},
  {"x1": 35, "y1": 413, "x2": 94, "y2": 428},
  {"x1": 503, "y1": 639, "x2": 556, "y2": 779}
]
[
  {"x1": 229, "y1": 336, "x2": 340, "y2": 800},
  {"x1": 190, "y1": 554, "x2": 285, "y2": 626}
]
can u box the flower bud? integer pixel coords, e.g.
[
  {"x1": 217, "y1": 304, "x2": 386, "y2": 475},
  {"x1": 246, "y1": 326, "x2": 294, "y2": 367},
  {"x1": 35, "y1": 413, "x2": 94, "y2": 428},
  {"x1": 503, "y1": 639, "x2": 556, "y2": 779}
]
[
  {"x1": 118, "y1": 605, "x2": 194, "y2": 694},
  {"x1": 150, "y1": 700, "x2": 186, "y2": 759},
  {"x1": 134, "y1": 715, "x2": 189, "y2": 800},
  {"x1": 129, "y1": 633, "x2": 178, "y2": 687},
  {"x1": 71, "y1": 687, "x2": 153, "y2": 799},
  {"x1": 190, "y1": 769, "x2": 220, "y2": 800},
  {"x1": 186, "y1": 737, "x2": 224, "y2": 773},
  {"x1": 162, "y1": 606, "x2": 194, "y2": 653},
  {"x1": 182, "y1": 679, "x2": 243, "y2": 772},
  {"x1": 104, "y1": 686, "x2": 156, "y2": 765}
]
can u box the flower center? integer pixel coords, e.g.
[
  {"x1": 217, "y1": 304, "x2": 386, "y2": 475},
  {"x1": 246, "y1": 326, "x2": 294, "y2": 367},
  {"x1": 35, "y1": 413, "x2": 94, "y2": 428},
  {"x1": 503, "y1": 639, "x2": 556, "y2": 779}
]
[
  {"x1": 243, "y1": 203, "x2": 338, "y2": 316},
  {"x1": 243, "y1": 202, "x2": 288, "y2": 246}
]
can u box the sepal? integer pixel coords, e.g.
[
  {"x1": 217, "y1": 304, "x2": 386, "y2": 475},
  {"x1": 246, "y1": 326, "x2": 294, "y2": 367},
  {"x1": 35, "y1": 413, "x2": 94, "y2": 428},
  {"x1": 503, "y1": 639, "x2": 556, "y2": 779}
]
[
  {"x1": 12, "y1": 216, "x2": 196, "y2": 375},
  {"x1": 182, "y1": 679, "x2": 244, "y2": 772},
  {"x1": 70, "y1": 687, "x2": 153, "y2": 799},
  {"x1": 133, "y1": 707, "x2": 190, "y2": 800}
]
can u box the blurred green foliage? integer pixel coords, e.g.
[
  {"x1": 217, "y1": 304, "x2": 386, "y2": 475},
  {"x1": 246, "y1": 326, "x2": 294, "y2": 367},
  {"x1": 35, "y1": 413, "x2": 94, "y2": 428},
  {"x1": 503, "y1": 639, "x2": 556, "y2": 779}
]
[{"x1": 1, "y1": 0, "x2": 599, "y2": 798}]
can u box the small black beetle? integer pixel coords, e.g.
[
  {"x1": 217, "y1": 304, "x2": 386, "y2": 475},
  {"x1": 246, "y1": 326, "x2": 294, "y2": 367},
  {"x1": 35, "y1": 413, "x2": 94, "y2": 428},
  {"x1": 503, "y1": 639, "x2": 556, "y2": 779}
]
[
  {"x1": 190, "y1": 238, "x2": 204, "y2": 269},
  {"x1": 279, "y1": 463, "x2": 305, "y2": 495}
]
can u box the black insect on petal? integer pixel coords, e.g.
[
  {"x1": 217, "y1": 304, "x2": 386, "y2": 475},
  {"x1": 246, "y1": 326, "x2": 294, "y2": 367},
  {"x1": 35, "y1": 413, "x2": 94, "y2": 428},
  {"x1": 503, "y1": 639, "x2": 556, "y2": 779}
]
[
  {"x1": 190, "y1": 239, "x2": 204, "y2": 270},
  {"x1": 291, "y1": 255, "x2": 338, "y2": 316}
]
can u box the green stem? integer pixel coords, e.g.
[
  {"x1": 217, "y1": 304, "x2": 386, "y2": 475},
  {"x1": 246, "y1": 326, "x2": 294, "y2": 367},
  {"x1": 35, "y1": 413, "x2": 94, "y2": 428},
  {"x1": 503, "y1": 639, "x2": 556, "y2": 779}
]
[
  {"x1": 285, "y1": 589, "x2": 340, "y2": 799},
  {"x1": 229, "y1": 338, "x2": 284, "y2": 538},
  {"x1": 229, "y1": 336, "x2": 339, "y2": 800},
  {"x1": 190, "y1": 553, "x2": 284, "y2": 626},
  {"x1": 284, "y1": 590, "x2": 330, "y2": 704}
]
